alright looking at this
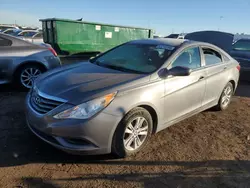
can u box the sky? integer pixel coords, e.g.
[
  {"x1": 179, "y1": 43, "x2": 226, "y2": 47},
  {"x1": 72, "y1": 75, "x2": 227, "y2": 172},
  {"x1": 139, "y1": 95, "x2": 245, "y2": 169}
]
[{"x1": 0, "y1": 0, "x2": 250, "y2": 35}]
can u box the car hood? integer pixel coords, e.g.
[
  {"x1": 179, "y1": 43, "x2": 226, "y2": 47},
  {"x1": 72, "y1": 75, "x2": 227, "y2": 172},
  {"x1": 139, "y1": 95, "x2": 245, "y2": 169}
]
[
  {"x1": 185, "y1": 31, "x2": 234, "y2": 53},
  {"x1": 35, "y1": 62, "x2": 145, "y2": 104}
]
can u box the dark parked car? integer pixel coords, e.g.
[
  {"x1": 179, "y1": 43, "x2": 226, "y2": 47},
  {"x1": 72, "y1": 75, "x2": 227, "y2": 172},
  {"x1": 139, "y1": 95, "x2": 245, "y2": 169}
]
[
  {"x1": 0, "y1": 33, "x2": 61, "y2": 88},
  {"x1": 230, "y1": 39, "x2": 250, "y2": 68},
  {"x1": 26, "y1": 38, "x2": 240, "y2": 157},
  {"x1": 165, "y1": 34, "x2": 180, "y2": 39},
  {"x1": 230, "y1": 39, "x2": 250, "y2": 81}
]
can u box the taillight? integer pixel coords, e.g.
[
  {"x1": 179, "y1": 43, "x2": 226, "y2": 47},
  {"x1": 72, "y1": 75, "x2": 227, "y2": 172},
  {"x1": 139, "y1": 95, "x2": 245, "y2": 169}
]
[
  {"x1": 48, "y1": 47, "x2": 57, "y2": 57},
  {"x1": 236, "y1": 65, "x2": 241, "y2": 71}
]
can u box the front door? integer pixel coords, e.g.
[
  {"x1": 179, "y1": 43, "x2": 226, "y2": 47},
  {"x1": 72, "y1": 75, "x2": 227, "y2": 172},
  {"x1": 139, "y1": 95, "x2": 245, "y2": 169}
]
[{"x1": 163, "y1": 46, "x2": 206, "y2": 126}]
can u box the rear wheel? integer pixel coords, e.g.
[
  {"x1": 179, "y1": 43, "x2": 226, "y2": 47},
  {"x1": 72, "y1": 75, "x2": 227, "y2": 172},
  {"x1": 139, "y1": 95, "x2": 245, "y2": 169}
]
[
  {"x1": 214, "y1": 82, "x2": 234, "y2": 111},
  {"x1": 15, "y1": 65, "x2": 44, "y2": 89},
  {"x1": 112, "y1": 107, "x2": 153, "y2": 158}
]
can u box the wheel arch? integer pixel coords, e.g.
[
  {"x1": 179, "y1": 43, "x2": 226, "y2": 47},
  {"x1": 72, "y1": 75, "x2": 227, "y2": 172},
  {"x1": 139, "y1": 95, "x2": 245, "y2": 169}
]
[
  {"x1": 229, "y1": 80, "x2": 236, "y2": 92},
  {"x1": 13, "y1": 61, "x2": 47, "y2": 78},
  {"x1": 138, "y1": 104, "x2": 158, "y2": 134}
]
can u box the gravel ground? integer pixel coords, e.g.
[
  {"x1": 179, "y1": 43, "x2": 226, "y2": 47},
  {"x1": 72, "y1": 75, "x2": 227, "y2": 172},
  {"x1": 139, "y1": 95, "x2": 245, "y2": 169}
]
[{"x1": 0, "y1": 82, "x2": 249, "y2": 188}]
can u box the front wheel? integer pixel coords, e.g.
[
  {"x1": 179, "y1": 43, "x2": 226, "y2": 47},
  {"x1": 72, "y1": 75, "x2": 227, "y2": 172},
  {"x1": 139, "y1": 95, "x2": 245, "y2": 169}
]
[
  {"x1": 214, "y1": 82, "x2": 234, "y2": 111},
  {"x1": 112, "y1": 107, "x2": 153, "y2": 158}
]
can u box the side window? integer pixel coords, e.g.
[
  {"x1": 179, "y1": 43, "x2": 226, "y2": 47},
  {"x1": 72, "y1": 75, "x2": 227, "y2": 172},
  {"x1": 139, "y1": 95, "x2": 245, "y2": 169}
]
[
  {"x1": 20, "y1": 32, "x2": 36, "y2": 37},
  {"x1": 27, "y1": 32, "x2": 37, "y2": 37},
  {"x1": 34, "y1": 33, "x2": 42, "y2": 38},
  {"x1": 23, "y1": 32, "x2": 31, "y2": 37},
  {"x1": 170, "y1": 47, "x2": 201, "y2": 70},
  {"x1": 23, "y1": 32, "x2": 29, "y2": 37},
  {"x1": 18, "y1": 32, "x2": 24, "y2": 36},
  {"x1": 233, "y1": 40, "x2": 250, "y2": 51},
  {"x1": 0, "y1": 37, "x2": 12, "y2": 46},
  {"x1": 202, "y1": 48, "x2": 222, "y2": 66}
]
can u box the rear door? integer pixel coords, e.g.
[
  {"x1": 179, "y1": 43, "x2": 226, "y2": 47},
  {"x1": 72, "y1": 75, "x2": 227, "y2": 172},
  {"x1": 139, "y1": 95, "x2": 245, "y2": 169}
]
[{"x1": 201, "y1": 46, "x2": 230, "y2": 106}]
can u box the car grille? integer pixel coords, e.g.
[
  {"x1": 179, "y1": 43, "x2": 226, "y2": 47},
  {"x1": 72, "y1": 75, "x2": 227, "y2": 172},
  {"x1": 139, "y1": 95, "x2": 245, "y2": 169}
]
[{"x1": 30, "y1": 90, "x2": 64, "y2": 114}]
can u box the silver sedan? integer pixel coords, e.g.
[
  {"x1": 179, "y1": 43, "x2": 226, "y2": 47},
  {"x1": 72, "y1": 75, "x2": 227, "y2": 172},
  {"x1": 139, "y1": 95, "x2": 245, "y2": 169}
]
[
  {"x1": 0, "y1": 33, "x2": 61, "y2": 89},
  {"x1": 26, "y1": 38, "x2": 240, "y2": 157}
]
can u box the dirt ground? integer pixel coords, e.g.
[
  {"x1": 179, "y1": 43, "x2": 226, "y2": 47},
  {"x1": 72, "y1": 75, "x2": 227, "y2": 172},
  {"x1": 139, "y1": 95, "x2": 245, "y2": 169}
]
[{"x1": 0, "y1": 82, "x2": 249, "y2": 188}]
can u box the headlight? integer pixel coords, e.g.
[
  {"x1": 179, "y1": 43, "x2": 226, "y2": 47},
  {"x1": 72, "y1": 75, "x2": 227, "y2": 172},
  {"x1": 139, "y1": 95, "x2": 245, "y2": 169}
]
[{"x1": 53, "y1": 92, "x2": 117, "y2": 119}]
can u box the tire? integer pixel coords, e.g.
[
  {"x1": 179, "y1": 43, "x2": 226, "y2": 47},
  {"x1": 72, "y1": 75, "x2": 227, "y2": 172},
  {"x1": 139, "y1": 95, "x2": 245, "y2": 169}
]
[
  {"x1": 112, "y1": 107, "x2": 153, "y2": 158},
  {"x1": 214, "y1": 82, "x2": 234, "y2": 111},
  {"x1": 14, "y1": 64, "x2": 44, "y2": 90}
]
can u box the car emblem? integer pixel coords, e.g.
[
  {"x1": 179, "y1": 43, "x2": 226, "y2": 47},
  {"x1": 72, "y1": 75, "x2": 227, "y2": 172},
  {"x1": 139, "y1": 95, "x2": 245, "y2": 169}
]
[{"x1": 35, "y1": 97, "x2": 41, "y2": 104}]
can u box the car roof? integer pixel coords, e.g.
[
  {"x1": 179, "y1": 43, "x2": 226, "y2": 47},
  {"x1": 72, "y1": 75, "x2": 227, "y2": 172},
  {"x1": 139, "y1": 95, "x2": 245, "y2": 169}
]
[
  {"x1": 0, "y1": 25, "x2": 18, "y2": 28},
  {"x1": 3, "y1": 28, "x2": 15, "y2": 31},
  {"x1": 128, "y1": 38, "x2": 211, "y2": 48},
  {"x1": 127, "y1": 38, "x2": 231, "y2": 57},
  {"x1": 19, "y1": 30, "x2": 38, "y2": 33},
  {"x1": 128, "y1": 38, "x2": 188, "y2": 46}
]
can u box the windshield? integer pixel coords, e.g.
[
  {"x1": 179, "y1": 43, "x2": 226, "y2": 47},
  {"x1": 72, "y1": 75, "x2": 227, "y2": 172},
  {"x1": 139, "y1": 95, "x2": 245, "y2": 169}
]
[
  {"x1": 91, "y1": 43, "x2": 174, "y2": 74},
  {"x1": 3, "y1": 29, "x2": 15, "y2": 35},
  {"x1": 12, "y1": 30, "x2": 22, "y2": 36}
]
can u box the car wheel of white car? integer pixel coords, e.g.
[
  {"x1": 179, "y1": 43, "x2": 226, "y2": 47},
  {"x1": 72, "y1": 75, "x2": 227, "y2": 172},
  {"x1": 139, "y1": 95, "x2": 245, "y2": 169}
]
[
  {"x1": 112, "y1": 107, "x2": 153, "y2": 157},
  {"x1": 16, "y1": 65, "x2": 43, "y2": 89},
  {"x1": 215, "y1": 82, "x2": 234, "y2": 111}
]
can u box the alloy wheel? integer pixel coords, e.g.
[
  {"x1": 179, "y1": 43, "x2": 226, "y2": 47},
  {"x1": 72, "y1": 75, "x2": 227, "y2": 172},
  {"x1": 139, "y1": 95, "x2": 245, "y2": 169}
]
[
  {"x1": 123, "y1": 116, "x2": 149, "y2": 151},
  {"x1": 221, "y1": 85, "x2": 233, "y2": 108},
  {"x1": 20, "y1": 67, "x2": 41, "y2": 89}
]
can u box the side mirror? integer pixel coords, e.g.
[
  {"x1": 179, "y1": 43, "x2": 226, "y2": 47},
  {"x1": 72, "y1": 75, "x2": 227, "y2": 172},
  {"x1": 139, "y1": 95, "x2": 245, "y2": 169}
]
[
  {"x1": 158, "y1": 66, "x2": 191, "y2": 78},
  {"x1": 169, "y1": 66, "x2": 191, "y2": 76}
]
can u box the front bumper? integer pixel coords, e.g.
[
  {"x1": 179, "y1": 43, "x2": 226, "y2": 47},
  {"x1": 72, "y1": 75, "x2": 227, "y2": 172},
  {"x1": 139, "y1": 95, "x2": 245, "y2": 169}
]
[{"x1": 25, "y1": 93, "x2": 122, "y2": 155}]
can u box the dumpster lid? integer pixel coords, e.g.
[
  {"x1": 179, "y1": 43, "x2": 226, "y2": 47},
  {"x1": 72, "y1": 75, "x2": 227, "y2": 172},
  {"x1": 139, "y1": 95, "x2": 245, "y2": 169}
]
[{"x1": 39, "y1": 18, "x2": 153, "y2": 30}]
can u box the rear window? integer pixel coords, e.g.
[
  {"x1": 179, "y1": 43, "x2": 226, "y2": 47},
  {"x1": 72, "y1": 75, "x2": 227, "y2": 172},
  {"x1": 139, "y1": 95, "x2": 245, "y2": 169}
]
[
  {"x1": 202, "y1": 48, "x2": 222, "y2": 66},
  {"x1": 0, "y1": 37, "x2": 12, "y2": 46},
  {"x1": 233, "y1": 40, "x2": 250, "y2": 51},
  {"x1": 34, "y1": 33, "x2": 43, "y2": 38}
]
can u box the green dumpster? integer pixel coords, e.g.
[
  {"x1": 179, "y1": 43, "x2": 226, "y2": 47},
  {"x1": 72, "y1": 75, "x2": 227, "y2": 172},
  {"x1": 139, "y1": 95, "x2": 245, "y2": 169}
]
[{"x1": 40, "y1": 18, "x2": 153, "y2": 56}]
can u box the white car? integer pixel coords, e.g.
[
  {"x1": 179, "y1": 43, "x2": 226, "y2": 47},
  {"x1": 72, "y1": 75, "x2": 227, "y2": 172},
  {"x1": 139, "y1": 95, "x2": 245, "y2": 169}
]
[
  {"x1": 16, "y1": 30, "x2": 38, "y2": 38},
  {"x1": 23, "y1": 32, "x2": 44, "y2": 44}
]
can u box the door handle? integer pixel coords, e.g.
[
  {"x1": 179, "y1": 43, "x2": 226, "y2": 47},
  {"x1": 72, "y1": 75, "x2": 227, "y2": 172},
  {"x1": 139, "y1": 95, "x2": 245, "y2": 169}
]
[
  {"x1": 224, "y1": 66, "x2": 228, "y2": 70},
  {"x1": 198, "y1": 76, "x2": 205, "y2": 81}
]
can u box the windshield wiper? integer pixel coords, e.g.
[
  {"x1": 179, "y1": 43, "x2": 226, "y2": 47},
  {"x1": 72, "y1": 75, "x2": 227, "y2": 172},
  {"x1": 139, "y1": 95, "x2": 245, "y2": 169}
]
[
  {"x1": 101, "y1": 64, "x2": 144, "y2": 74},
  {"x1": 89, "y1": 58, "x2": 99, "y2": 64}
]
